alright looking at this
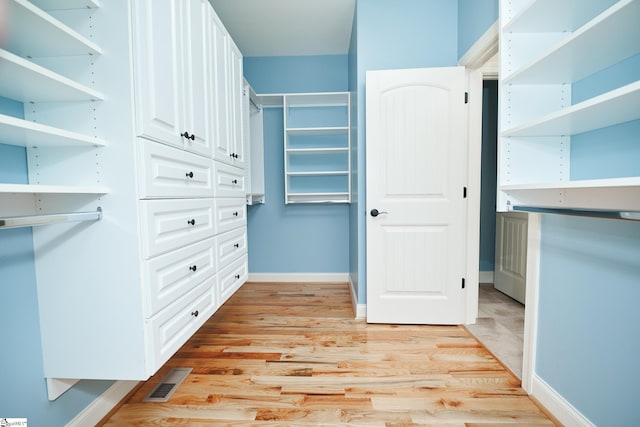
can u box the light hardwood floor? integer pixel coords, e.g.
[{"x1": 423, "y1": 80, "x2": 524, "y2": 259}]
[{"x1": 102, "y1": 282, "x2": 555, "y2": 426}]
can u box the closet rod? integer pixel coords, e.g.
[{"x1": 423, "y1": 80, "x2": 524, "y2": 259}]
[
  {"x1": 0, "y1": 207, "x2": 103, "y2": 229},
  {"x1": 513, "y1": 206, "x2": 640, "y2": 221},
  {"x1": 249, "y1": 95, "x2": 261, "y2": 112}
]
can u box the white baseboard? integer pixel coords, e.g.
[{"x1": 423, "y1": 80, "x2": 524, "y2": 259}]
[
  {"x1": 479, "y1": 271, "x2": 494, "y2": 283},
  {"x1": 531, "y1": 374, "x2": 595, "y2": 427},
  {"x1": 347, "y1": 276, "x2": 367, "y2": 318},
  {"x1": 248, "y1": 272, "x2": 350, "y2": 283},
  {"x1": 66, "y1": 380, "x2": 139, "y2": 427}
]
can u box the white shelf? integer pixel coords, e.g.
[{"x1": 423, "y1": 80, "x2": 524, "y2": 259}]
[
  {"x1": 29, "y1": 0, "x2": 100, "y2": 10},
  {"x1": 0, "y1": 49, "x2": 104, "y2": 102},
  {"x1": 500, "y1": 177, "x2": 640, "y2": 211},
  {"x1": 504, "y1": 0, "x2": 617, "y2": 33},
  {"x1": 287, "y1": 171, "x2": 349, "y2": 176},
  {"x1": 0, "y1": 183, "x2": 108, "y2": 195},
  {"x1": 286, "y1": 147, "x2": 348, "y2": 153},
  {"x1": 0, "y1": 113, "x2": 105, "y2": 148},
  {"x1": 286, "y1": 127, "x2": 348, "y2": 135},
  {"x1": 503, "y1": 81, "x2": 640, "y2": 137},
  {"x1": 286, "y1": 193, "x2": 350, "y2": 204},
  {"x1": 6, "y1": 0, "x2": 102, "y2": 57},
  {"x1": 285, "y1": 92, "x2": 350, "y2": 107},
  {"x1": 503, "y1": 0, "x2": 640, "y2": 85}
]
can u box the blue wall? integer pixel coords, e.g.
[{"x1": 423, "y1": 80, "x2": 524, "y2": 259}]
[
  {"x1": 0, "y1": 98, "x2": 112, "y2": 424},
  {"x1": 243, "y1": 55, "x2": 350, "y2": 273},
  {"x1": 353, "y1": 0, "x2": 459, "y2": 303},
  {"x1": 457, "y1": 0, "x2": 498, "y2": 59},
  {"x1": 480, "y1": 81, "x2": 498, "y2": 272},
  {"x1": 537, "y1": 215, "x2": 640, "y2": 426}
]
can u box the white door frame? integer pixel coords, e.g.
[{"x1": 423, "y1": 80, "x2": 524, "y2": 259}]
[{"x1": 457, "y1": 20, "x2": 540, "y2": 393}]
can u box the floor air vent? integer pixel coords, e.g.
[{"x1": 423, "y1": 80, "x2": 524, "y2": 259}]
[{"x1": 143, "y1": 367, "x2": 192, "y2": 402}]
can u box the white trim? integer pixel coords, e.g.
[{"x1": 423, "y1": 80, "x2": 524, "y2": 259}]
[
  {"x1": 66, "y1": 380, "x2": 139, "y2": 427},
  {"x1": 531, "y1": 375, "x2": 595, "y2": 427},
  {"x1": 458, "y1": 21, "x2": 500, "y2": 72},
  {"x1": 479, "y1": 271, "x2": 494, "y2": 283},
  {"x1": 522, "y1": 213, "x2": 541, "y2": 392},
  {"x1": 248, "y1": 272, "x2": 350, "y2": 283},
  {"x1": 465, "y1": 68, "x2": 483, "y2": 325},
  {"x1": 347, "y1": 275, "x2": 367, "y2": 318},
  {"x1": 47, "y1": 378, "x2": 79, "y2": 400}
]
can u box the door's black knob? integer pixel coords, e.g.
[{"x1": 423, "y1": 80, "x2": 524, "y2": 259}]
[
  {"x1": 234, "y1": 243, "x2": 239, "y2": 248},
  {"x1": 187, "y1": 219, "x2": 196, "y2": 226},
  {"x1": 370, "y1": 209, "x2": 388, "y2": 217},
  {"x1": 189, "y1": 265, "x2": 197, "y2": 272},
  {"x1": 191, "y1": 310, "x2": 199, "y2": 317},
  {"x1": 235, "y1": 274, "x2": 240, "y2": 279},
  {"x1": 232, "y1": 179, "x2": 238, "y2": 184},
  {"x1": 233, "y1": 211, "x2": 239, "y2": 217},
  {"x1": 186, "y1": 171, "x2": 194, "y2": 178}
]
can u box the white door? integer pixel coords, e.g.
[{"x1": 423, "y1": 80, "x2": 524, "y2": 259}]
[
  {"x1": 366, "y1": 67, "x2": 469, "y2": 324},
  {"x1": 494, "y1": 212, "x2": 528, "y2": 304}
]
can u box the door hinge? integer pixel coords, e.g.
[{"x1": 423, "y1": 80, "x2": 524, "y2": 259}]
[
  {"x1": 464, "y1": 92, "x2": 469, "y2": 104},
  {"x1": 463, "y1": 186, "x2": 468, "y2": 198},
  {"x1": 462, "y1": 278, "x2": 466, "y2": 289}
]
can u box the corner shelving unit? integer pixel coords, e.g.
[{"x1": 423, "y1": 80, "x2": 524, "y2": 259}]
[
  {"x1": 283, "y1": 92, "x2": 351, "y2": 204},
  {"x1": 498, "y1": 0, "x2": 640, "y2": 212}
]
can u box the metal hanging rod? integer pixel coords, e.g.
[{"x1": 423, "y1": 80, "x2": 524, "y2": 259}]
[
  {"x1": 0, "y1": 207, "x2": 103, "y2": 229},
  {"x1": 513, "y1": 206, "x2": 640, "y2": 221}
]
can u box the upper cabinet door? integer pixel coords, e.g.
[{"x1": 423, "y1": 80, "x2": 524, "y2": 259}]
[
  {"x1": 181, "y1": 0, "x2": 212, "y2": 157},
  {"x1": 209, "y1": 12, "x2": 231, "y2": 163},
  {"x1": 133, "y1": 0, "x2": 183, "y2": 147},
  {"x1": 228, "y1": 40, "x2": 245, "y2": 169}
]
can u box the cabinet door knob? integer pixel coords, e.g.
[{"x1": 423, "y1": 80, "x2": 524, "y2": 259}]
[
  {"x1": 191, "y1": 310, "x2": 199, "y2": 317},
  {"x1": 186, "y1": 171, "x2": 194, "y2": 178},
  {"x1": 232, "y1": 179, "x2": 238, "y2": 184},
  {"x1": 187, "y1": 219, "x2": 196, "y2": 226},
  {"x1": 234, "y1": 274, "x2": 240, "y2": 279},
  {"x1": 181, "y1": 131, "x2": 195, "y2": 141},
  {"x1": 233, "y1": 211, "x2": 239, "y2": 217},
  {"x1": 189, "y1": 265, "x2": 197, "y2": 272},
  {"x1": 234, "y1": 243, "x2": 239, "y2": 248}
]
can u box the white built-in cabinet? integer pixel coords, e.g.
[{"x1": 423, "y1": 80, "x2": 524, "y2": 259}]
[
  {"x1": 0, "y1": 0, "x2": 248, "y2": 389},
  {"x1": 498, "y1": 0, "x2": 640, "y2": 211}
]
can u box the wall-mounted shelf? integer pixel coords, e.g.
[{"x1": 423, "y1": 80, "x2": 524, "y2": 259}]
[
  {"x1": 503, "y1": 0, "x2": 640, "y2": 85},
  {"x1": 283, "y1": 92, "x2": 350, "y2": 204},
  {"x1": 498, "y1": 0, "x2": 640, "y2": 212},
  {"x1": 6, "y1": 0, "x2": 102, "y2": 57},
  {"x1": 504, "y1": 0, "x2": 617, "y2": 33},
  {"x1": 0, "y1": 113, "x2": 105, "y2": 148},
  {"x1": 30, "y1": 0, "x2": 100, "y2": 10},
  {"x1": 0, "y1": 49, "x2": 104, "y2": 102},
  {"x1": 0, "y1": 183, "x2": 108, "y2": 195},
  {"x1": 503, "y1": 81, "x2": 640, "y2": 137}
]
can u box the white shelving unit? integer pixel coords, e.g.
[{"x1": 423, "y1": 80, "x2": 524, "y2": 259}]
[
  {"x1": 498, "y1": 0, "x2": 640, "y2": 212},
  {"x1": 283, "y1": 92, "x2": 351, "y2": 204},
  {"x1": 30, "y1": 0, "x2": 100, "y2": 9},
  {"x1": 0, "y1": 114, "x2": 105, "y2": 148}
]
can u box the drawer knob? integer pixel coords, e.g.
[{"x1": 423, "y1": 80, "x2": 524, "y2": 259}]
[
  {"x1": 235, "y1": 274, "x2": 240, "y2": 279},
  {"x1": 186, "y1": 171, "x2": 194, "y2": 179},
  {"x1": 187, "y1": 219, "x2": 196, "y2": 226},
  {"x1": 233, "y1": 211, "x2": 239, "y2": 217},
  {"x1": 191, "y1": 310, "x2": 199, "y2": 317},
  {"x1": 230, "y1": 153, "x2": 239, "y2": 159},
  {"x1": 189, "y1": 265, "x2": 197, "y2": 272},
  {"x1": 234, "y1": 243, "x2": 239, "y2": 248},
  {"x1": 232, "y1": 179, "x2": 238, "y2": 184},
  {"x1": 181, "y1": 131, "x2": 195, "y2": 141}
]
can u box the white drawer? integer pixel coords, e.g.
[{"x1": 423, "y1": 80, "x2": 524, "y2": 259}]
[
  {"x1": 216, "y1": 227, "x2": 247, "y2": 271},
  {"x1": 146, "y1": 276, "x2": 216, "y2": 372},
  {"x1": 218, "y1": 254, "x2": 247, "y2": 305},
  {"x1": 141, "y1": 199, "x2": 215, "y2": 258},
  {"x1": 214, "y1": 198, "x2": 246, "y2": 234},
  {"x1": 143, "y1": 237, "x2": 216, "y2": 317},
  {"x1": 139, "y1": 139, "x2": 213, "y2": 199},
  {"x1": 214, "y1": 161, "x2": 246, "y2": 197}
]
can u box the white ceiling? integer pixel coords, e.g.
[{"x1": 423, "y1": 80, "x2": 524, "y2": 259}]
[{"x1": 209, "y1": 0, "x2": 356, "y2": 57}]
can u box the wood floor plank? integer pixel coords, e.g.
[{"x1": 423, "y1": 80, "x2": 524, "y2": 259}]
[{"x1": 102, "y1": 282, "x2": 557, "y2": 426}]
